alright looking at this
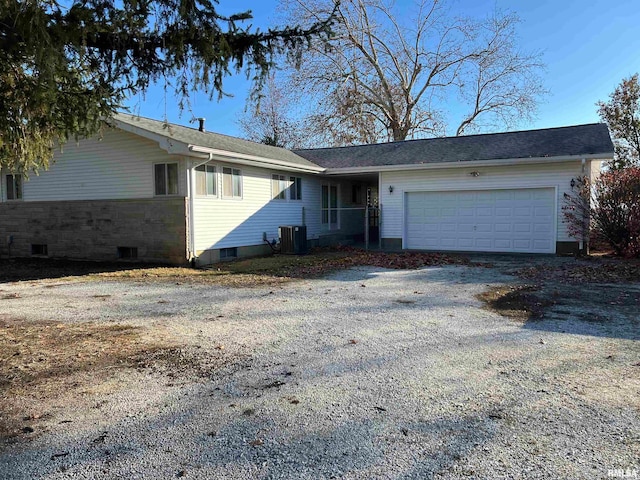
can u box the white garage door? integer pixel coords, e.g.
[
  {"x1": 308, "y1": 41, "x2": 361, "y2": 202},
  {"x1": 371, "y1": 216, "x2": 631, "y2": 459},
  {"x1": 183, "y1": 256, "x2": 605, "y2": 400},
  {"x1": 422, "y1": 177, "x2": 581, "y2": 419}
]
[{"x1": 405, "y1": 188, "x2": 556, "y2": 253}]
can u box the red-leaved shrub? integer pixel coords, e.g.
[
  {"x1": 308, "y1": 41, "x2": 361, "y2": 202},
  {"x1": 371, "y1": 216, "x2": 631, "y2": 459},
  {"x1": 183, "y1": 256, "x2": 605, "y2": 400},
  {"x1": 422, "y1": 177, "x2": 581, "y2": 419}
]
[{"x1": 563, "y1": 167, "x2": 640, "y2": 257}]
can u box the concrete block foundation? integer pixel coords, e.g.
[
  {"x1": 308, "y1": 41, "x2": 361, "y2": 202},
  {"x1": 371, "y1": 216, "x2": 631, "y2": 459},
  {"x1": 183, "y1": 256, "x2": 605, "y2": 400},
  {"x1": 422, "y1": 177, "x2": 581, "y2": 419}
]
[{"x1": 0, "y1": 198, "x2": 188, "y2": 265}]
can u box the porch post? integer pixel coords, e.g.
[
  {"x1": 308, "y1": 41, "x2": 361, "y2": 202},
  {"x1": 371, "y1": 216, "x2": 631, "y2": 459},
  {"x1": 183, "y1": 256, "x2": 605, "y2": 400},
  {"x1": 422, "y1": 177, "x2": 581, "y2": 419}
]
[
  {"x1": 378, "y1": 204, "x2": 382, "y2": 250},
  {"x1": 364, "y1": 204, "x2": 369, "y2": 251}
]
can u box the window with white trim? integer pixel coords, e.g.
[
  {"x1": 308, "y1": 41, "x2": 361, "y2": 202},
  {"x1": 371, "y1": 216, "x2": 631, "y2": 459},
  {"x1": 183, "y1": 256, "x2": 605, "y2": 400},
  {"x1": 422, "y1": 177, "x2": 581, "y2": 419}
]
[
  {"x1": 154, "y1": 163, "x2": 178, "y2": 195},
  {"x1": 6, "y1": 174, "x2": 22, "y2": 200},
  {"x1": 289, "y1": 176, "x2": 302, "y2": 200},
  {"x1": 196, "y1": 164, "x2": 216, "y2": 196},
  {"x1": 222, "y1": 167, "x2": 242, "y2": 198},
  {"x1": 272, "y1": 174, "x2": 287, "y2": 200},
  {"x1": 321, "y1": 184, "x2": 339, "y2": 229}
]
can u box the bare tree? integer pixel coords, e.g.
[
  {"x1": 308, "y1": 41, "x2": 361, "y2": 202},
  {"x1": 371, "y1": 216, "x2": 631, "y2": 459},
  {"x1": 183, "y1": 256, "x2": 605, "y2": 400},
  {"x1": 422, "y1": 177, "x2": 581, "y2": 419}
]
[
  {"x1": 279, "y1": 0, "x2": 546, "y2": 144},
  {"x1": 455, "y1": 12, "x2": 546, "y2": 135},
  {"x1": 238, "y1": 74, "x2": 309, "y2": 149},
  {"x1": 597, "y1": 73, "x2": 640, "y2": 169}
]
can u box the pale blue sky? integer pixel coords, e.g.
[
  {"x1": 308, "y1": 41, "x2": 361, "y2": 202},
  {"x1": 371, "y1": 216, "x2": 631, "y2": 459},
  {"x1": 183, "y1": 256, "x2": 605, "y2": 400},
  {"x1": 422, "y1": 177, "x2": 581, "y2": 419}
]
[{"x1": 123, "y1": 0, "x2": 640, "y2": 137}]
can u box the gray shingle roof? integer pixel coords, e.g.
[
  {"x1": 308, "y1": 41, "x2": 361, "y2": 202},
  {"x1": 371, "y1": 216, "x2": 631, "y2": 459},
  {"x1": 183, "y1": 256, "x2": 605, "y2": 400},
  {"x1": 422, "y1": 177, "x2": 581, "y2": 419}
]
[
  {"x1": 113, "y1": 113, "x2": 320, "y2": 169},
  {"x1": 294, "y1": 123, "x2": 614, "y2": 169}
]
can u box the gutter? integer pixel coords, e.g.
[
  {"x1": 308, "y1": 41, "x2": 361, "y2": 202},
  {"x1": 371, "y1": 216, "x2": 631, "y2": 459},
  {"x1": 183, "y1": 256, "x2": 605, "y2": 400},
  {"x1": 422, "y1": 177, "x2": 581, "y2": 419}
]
[
  {"x1": 322, "y1": 153, "x2": 613, "y2": 175},
  {"x1": 188, "y1": 145, "x2": 325, "y2": 174}
]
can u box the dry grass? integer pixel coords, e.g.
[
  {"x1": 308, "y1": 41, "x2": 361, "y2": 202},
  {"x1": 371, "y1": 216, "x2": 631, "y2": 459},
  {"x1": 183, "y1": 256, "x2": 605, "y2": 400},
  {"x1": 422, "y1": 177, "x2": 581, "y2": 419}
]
[
  {"x1": 477, "y1": 285, "x2": 554, "y2": 321},
  {"x1": 0, "y1": 248, "x2": 471, "y2": 287},
  {"x1": 517, "y1": 257, "x2": 640, "y2": 284},
  {"x1": 0, "y1": 316, "x2": 178, "y2": 440}
]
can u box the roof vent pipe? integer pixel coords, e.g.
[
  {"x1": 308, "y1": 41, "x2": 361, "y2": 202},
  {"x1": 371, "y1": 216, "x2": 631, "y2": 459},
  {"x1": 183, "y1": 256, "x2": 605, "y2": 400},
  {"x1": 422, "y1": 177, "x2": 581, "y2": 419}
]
[{"x1": 197, "y1": 117, "x2": 206, "y2": 132}]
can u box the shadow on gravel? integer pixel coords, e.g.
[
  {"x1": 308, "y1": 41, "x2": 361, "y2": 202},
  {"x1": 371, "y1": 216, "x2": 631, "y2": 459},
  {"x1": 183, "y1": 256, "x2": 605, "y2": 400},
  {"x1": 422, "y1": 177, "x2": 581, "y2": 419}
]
[
  {"x1": 477, "y1": 281, "x2": 640, "y2": 341},
  {"x1": 0, "y1": 389, "x2": 499, "y2": 479},
  {"x1": 0, "y1": 258, "x2": 164, "y2": 283}
]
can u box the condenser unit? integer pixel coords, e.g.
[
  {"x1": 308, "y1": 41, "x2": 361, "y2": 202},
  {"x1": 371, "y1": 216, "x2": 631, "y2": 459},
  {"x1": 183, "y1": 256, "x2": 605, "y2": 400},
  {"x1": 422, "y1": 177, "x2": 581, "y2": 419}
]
[{"x1": 278, "y1": 225, "x2": 308, "y2": 255}]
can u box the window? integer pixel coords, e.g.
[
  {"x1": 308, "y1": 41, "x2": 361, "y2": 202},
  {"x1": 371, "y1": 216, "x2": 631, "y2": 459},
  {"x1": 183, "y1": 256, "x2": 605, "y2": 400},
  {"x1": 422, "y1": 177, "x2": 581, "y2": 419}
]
[
  {"x1": 223, "y1": 167, "x2": 242, "y2": 198},
  {"x1": 352, "y1": 185, "x2": 363, "y2": 205},
  {"x1": 290, "y1": 176, "x2": 302, "y2": 200},
  {"x1": 154, "y1": 163, "x2": 178, "y2": 195},
  {"x1": 6, "y1": 174, "x2": 22, "y2": 200},
  {"x1": 220, "y1": 247, "x2": 237, "y2": 259},
  {"x1": 31, "y1": 244, "x2": 48, "y2": 256},
  {"x1": 117, "y1": 246, "x2": 138, "y2": 259},
  {"x1": 272, "y1": 174, "x2": 287, "y2": 200},
  {"x1": 321, "y1": 184, "x2": 339, "y2": 229},
  {"x1": 196, "y1": 165, "x2": 216, "y2": 196}
]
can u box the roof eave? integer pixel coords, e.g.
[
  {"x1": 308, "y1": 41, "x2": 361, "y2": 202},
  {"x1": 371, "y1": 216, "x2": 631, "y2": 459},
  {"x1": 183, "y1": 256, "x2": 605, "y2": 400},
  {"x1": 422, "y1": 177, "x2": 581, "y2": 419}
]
[
  {"x1": 111, "y1": 118, "x2": 192, "y2": 155},
  {"x1": 188, "y1": 145, "x2": 326, "y2": 174},
  {"x1": 112, "y1": 118, "x2": 326, "y2": 173},
  {"x1": 322, "y1": 153, "x2": 613, "y2": 175}
]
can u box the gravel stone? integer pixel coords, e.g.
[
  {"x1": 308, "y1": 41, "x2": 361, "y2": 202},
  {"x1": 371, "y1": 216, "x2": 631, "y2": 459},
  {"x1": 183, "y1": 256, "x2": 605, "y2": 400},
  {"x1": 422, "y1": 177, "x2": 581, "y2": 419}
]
[{"x1": 0, "y1": 263, "x2": 638, "y2": 479}]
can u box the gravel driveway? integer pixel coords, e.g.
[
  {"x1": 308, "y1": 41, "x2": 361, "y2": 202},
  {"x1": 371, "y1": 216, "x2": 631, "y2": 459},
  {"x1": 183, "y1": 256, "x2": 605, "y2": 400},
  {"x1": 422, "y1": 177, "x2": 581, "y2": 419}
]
[{"x1": 0, "y1": 263, "x2": 638, "y2": 479}]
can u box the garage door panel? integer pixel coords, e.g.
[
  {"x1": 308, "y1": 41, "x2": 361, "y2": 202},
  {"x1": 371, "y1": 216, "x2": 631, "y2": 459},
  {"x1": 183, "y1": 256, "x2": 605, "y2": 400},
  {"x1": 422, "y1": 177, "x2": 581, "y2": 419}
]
[
  {"x1": 405, "y1": 188, "x2": 555, "y2": 254},
  {"x1": 514, "y1": 223, "x2": 532, "y2": 233},
  {"x1": 534, "y1": 206, "x2": 553, "y2": 216},
  {"x1": 533, "y1": 239, "x2": 553, "y2": 249},
  {"x1": 494, "y1": 191, "x2": 513, "y2": 200},
  {"x1": 514, "y1": 190, "x2": 534, "y2": 200},
  {"x1": 514, "y1": 206, "x2": 531, "y2": 216},
  {"x1": 458, "y1": 192, "x2": 476, "y2": 201},
  {"x1": 534, "y1": 224, "x2": 552, "y2": 233}
]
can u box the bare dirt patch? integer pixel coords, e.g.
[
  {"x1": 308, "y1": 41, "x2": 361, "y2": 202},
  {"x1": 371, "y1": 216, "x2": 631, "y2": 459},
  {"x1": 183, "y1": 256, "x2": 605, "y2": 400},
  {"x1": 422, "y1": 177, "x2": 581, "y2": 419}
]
[
  {"x1": 517, "y1": 256, "x2": 640, "y2": 284},
  {"x1": 477, "y1": 284, "x2": 555, "y2": 321},
  {"x1": 0, "y1": 316, "x2": 179, "y2": 440}
]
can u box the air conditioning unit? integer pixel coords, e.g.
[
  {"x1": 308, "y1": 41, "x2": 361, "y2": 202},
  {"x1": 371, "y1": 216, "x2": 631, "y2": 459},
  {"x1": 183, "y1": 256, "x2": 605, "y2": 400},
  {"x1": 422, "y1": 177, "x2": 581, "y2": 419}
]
[{"x1": 278, "y1": 225, "x2": 308, "y2": 255}]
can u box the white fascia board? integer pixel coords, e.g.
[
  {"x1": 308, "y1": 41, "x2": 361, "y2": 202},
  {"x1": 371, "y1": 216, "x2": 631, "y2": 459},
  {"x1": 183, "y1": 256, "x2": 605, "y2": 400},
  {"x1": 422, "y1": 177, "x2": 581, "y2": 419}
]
[
  {"x1": 188, "y1": 145, "x2": 326, "y2": 174},
  {"x1": 112, "y1": 120, "x2": 192, "y2": 155},
  {"x1": 323, "y1": 153, "x2": 613, "y2": 175}
]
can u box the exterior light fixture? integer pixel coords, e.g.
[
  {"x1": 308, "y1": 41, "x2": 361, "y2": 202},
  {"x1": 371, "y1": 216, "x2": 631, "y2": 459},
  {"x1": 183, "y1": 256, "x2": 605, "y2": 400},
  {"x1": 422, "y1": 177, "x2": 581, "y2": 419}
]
[
  {"x1": 388, "y1": 185, "x2": 394, "y2": 194},
  {"x1": 469, "y1": 171, "x2": 480, "y2": 177},
  {"x1": 570, "y1": 178, "x2": 576, "y2": 189}
]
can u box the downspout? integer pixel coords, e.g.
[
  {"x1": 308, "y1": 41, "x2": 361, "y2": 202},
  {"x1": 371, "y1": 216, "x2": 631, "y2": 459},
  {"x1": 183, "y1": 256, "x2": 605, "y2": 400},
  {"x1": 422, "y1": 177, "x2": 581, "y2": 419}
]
[
  {"x1": 187, "y1": 155, "x2": 213, "y2": 265},
  {"x1": 580, "y1": 158, "x2": 586, "y2": 254}
]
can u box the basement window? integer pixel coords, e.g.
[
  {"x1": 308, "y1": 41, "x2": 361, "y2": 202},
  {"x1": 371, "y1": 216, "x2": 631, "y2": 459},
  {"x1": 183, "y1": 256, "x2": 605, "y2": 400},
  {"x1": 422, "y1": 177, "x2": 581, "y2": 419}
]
[
  {"x1": 220, "y1": 247, "x2": 237, "y2": 260},
  {"x1": 117, "y1": 246, "x2": 138, "y2": 259},
  {"x1": 31, "y1": 244, "x2": 48, "y2": 256}
]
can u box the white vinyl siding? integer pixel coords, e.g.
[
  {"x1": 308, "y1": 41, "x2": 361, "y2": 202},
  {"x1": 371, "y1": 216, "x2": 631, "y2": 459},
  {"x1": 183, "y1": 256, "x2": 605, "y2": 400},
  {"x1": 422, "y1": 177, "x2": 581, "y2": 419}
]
[
  {"x1": 380, "y1": 161, "x2": 590, "y2": 246},
  {"x1": 2, "y1": 129, "x2": 187, "y2": 201},
  {"x1": 192, "y1": 167, "x2": 359, "y2": 251}
]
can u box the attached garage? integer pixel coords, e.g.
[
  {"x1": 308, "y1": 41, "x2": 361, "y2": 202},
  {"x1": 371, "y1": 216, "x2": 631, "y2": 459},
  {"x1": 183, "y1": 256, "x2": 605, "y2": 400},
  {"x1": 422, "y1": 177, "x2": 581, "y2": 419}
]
[
  {"x1": 405, "y1": 188, "x2": 556, "y2": 254},
  {"x1": 296, "y1": 123, "x2": 614, "y2": 255}
]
